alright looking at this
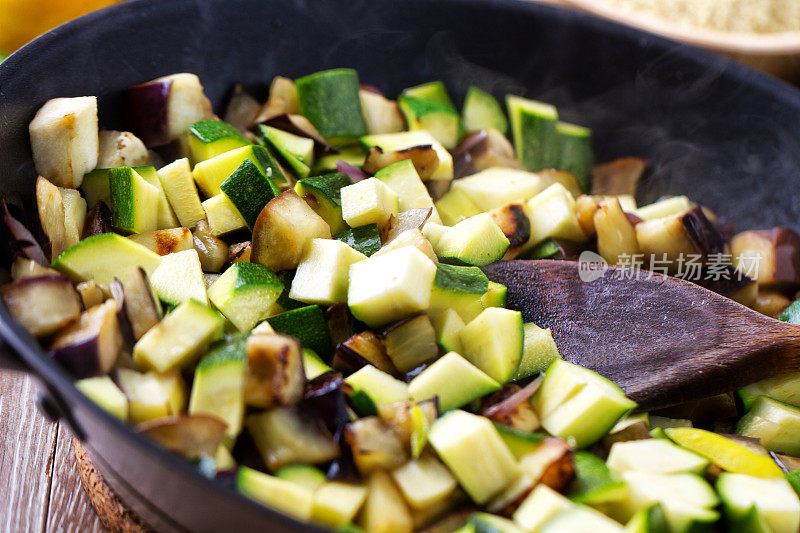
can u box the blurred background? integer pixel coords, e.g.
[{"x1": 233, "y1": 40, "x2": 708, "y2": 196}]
[{"x1": 2, "y1": 0, "x2": 800, "y2": 81}]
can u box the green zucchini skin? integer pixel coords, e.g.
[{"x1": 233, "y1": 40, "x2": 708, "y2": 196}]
[{"x1": 296, "y1": 68, "x2": 368, "y2": 143}]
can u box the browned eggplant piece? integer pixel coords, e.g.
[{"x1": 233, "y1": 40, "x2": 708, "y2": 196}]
[
  {"x1": 519, "y1": 437, "x2": 575, "y2": 493},
  {"x1": 50, "y1": 299, "x2": 122, "y2": 378},
  {"x1": 334, "y1": 330, "x2": 395, "y2": 375},
  {"x1": 489, "y1": 202, "x2": 532, "y2": 260},
  {"x1": 362, "y1": 145, "x2": 439, "y2": 180},
  {"x1": 1, "y1": 274, "x2": 82, "y2": 337},
  {"x1": 752, "y1": 290, "x2": 792, "y2": 318},
  {"x1": 591, "y1": 156, "x2": 647, "y2": 196},
  {"x1": 636, "y1": 207, "x2": 726, "y2": 270},
  {"x1": 125, "y1": 73, "x2": 214, "y2": 147},
  {"x1": 120, "y1": 267, "x2": 162, "y2": 340},
  {"x1": 227, "y1": 241, "x2": 252, "y2": 265},
  {"x1": 575, "y1": 195, "x2": 598, "y2": 237},
  {"x1": 481, "y1": 378, "x2": 542, "y2": 432},
  {"x1": 223, "y1": 84, "x2": 261, "y2": 133},
  {"x1": 244, "y1": 333, "x2": 305, "y2": 408},
  {"x1": 383, "y1": 207, "x2": 434, "y2": 244},
  {"x1": 452, "y1": 129, "x2": 520, "y2": 180},
  {"x1": 539, "y1": 169, "x2": 583, "y2": 197},
  {"x1": 75, "y1": 280, "x2": 104, "y2": 309},
  {"x1": 36, "y1": 176, "x2": 66, "y2": 260},
  {"x1": 109, "y1": 278, "x2": 135, "y2": 348},
  {"x1": 304, "y1": 373, "x2": 352, "y2": 435},
  {"x1": 246, "y1": 406, "x2": 339, "y2": 472},
  {"x1": 1, "y1": 201, "x2": 47, "y2": 265},
  {"x1": 681, "y1": 206, "x2": 727, "y2": 259},
  {"x1": 380, "y1": 313, "x2": 438, "y2": 373},
  {"x1": 254, "y1": 77, "x2": 299, "y2": 122},
  {"x1": 731, "y1": 227, "x2": 800, "y2": 289},
  {"x1": 81, "y1": 201, "x2": 112, "y2": 238},
  {"x1": 127, "y1": 227, "x2": 193, "y2": 256},
  {"x1": 192, "y1": 220, "x2": 229, "y2": 272},
  {"x1": 137, "y1": 414, "x2": 227, "y2": 460},
  {"x1": 336, "y1": 160, "x2": 368, "y2": 183},
  {"x1": 260, "y1": 113, "x2": 337, "y2": 157},
  {"x1": 359, "y1": 88, "x2": 405, "y2": 135},
  {"x1": 417, "y1": 509, "x2": 474, "y2": 533},
  {"x1": 375, "y1": 229, "x2": 438, "y2": 264},
  {"x1": 326, "y1": 303, "x2": 354, "y2": 347},
  {"x1": 595, "y1": 198, "x2": 640, "y2": 266},
  {"x1": 377, "y1": 399, "x2": 439, "y2": 449},
  {"x1": 344, "y1": 416, "x2": 408, "y2": 474},
  {"x1": 10, "y1": 257, "x2": 58, "y2": 280}
]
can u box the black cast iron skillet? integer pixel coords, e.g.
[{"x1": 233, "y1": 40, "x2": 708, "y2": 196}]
[{"x1": 2, "y1": 0, "x2": 800, "y2": 530}]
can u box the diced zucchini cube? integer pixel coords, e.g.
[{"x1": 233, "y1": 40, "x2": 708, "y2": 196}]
[
  {"x1": 296, "y1": 68, "x2": 368, "y2": 144},
  {"x1": 391, "y1": 454, "x2": 458, "y2": 510},
  {"x1": 108, "y1": 167, "x2": 160, "y2": 234},
  {"x1": 428, "y1": 410, "x2": 519, "y2": 504},
  {"x1": 192, "y1": 145, "x2": 284, "y2": 197},
  {"x1": 347, "y1": 247, "x2": 437, "y2": 327},
  {"x1": 428, "y1": 262, "x2": 490, "y2": 323},
  {"x1": 462, "y1": 86, "x2": 508, "y2": 135},
  {"x1": 201, "y1": 194, "x2": 247, "y2": 236},
  {"x1": 430, "y1": 308, "x2": 466, "y2": 353},
  {"x1": 266, "y1": 305, "x2": 333, "y2": 359},
  {"x1": 434, "y1": 213, "x2": 510, "y2": 266},
  {"x1": 75, "y1": 375, "x2": 128, "y2": 421},
  {"x1": 512, "y1": 323, "x2": 561, "y2": 380},
  {"x1": 185, "y1": 120, "x2": 250, "y2": 165},
  {"x1": 409, "y1": 351, "x2": 500, "y2": 412},
  {"x1": 157, "y1": 158, "x2": 206, "y2": 228},
  {"x1": 540, "y1": 507, "x2": 624, "y2": 533},
  {"x1": 115, "y1": 368, "x2": 186, "y2": 424},
  {"x1": 333, "y1": 223, "x2": 382, "y2": 257},
  {"x1": 303, "y1": 348, "x2": 332, "y2": 381},
  {"x1": 189, "y1": 335, "x2": 247, "y2": 443},
  {"x1": 374, "y1": 160, "x2": 441, "y2": 222},
  {"x1": 219, "y1": 159, "x2": 280, "y2": 229},
  {"x1": 207, "y1": 262, "x2": 284, "y2": 331},
  {"x1": 633, "y1": 196, "x2": 693, "y2": 221},
  {"x1": 736, "y1": 396, "x2": 800, "y2": 456},
  {"x1": 526, "y1": 183, "x2": 586, "y2": 245},
  {"x1": 289, "y1": 238, "x2": 366, "y2": 305},
  {"x1": 258, "y1": 125, "x2": 314, "y2": 178},
  {"x1": 346, "y1": 365, "x2": 410, "y2": 407},
  {"x1": 459, "y1": 307, "x2": 523, "y2": 383},
  {"x1": 737, "y1": 371, "x2": 800, "y2": 410},
  {"x1": 52, "y1": 233, "x2": 161, "y2": 292},
  {"x1": 401, "y1": 81, "x2": 456, "y2": 110},
  {"x1": 359, "y1": 470, "x2": 414, "y2": 533},
  {"x1": 506, "y1": 95, "x2": 559, "y2": 171},
  {"x1": 149, "y1": 248, "x2": 208, "y2": 306},
  {"x1": 607, "y1": 439, "x2": 710, "y2": 475},
  {"x1": 361, "y1": 130, "x2": 453, "y2": 182},
  {"x1": 533, "y1": 359, "x2": 636, "y2": 449},
  {"x1": 513, "y1": 484, "x2": 573, "y2": 532},
  {"x1": 450, "y1": 167, "x2": 545, "y2": 212},
  {"x1": 341, "y1": 177, "x2": 399, "y2": 230},
  {"x1": 133, "y1": 300, "x2": 224, "y2": 373},
  {"x1": 717, "y1": 473, "x2": 800, "y2": 533},
  {"x1": 295, "y1": 172, "x2": 352, "y2": 234},
  {"x1": 556, "y1": 121, "x2": 593, "y2": 193},
  {"x1": 311, "y1": 481, "x2": 368, "y2": 528},
  {"x1": 236, "y1": 466, "x2": 314, "y2": 520},
  {"x1": 398, "y1": 95, "x2": 462, "y2": 150},
  {"x1": 435, "y1": 187, "x2": 482, "y2": 226},
  {"x1": 133, "y1": 166, "x2": 180, "y2": 229}
]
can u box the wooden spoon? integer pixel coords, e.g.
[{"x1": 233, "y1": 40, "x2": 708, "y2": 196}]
[{"x1": 482, "y1": 259, "x2": 800, "y2": 410}]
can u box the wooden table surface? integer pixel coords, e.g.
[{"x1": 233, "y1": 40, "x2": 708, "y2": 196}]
[{"x1": 1, "y1": 370, "x2": 104, "y2": 532}]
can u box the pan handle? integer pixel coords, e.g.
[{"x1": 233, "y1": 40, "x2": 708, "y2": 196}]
[{"x1": 0, "y1": 337, "x2": 27, "y2": 372}]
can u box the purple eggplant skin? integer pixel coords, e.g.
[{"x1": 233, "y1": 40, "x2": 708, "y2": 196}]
[
  {"x1": 331, "y1": 344, "x2": 371, "y2": 375},
  {"x1": 109, "y1": 278, "x2": 136, "y2": 348},
  {"x1": 304, "y1": 373, "x2": 351, "y2": 434},
  {"x1": 1, "y1": 200, "x2": 47, "y2": 265},
  {"x1": 452, "y1": 129, "x2": 488, "y2": 179},
  {"x1": 50, "y1": 300, "x2": 122, "y2": 379},
  {"x1": 336, "y1": 160, "x2": 367, "y2": 183},
  {"x1": 680, "y1": 206, "x2": 727, "y2": 260},
  {"x1": 126, "y1": 78, "x2": 172, "y2": 147},
  {"x1": 326, "y1": 303, "x2": 354, "y2": 348},
  {"x1": 137, "y1": 414, "x2": 227, "y2": 461},
  {"x1": 82, "y1": 201, "x2": 113, "y2": 239},
  {"x1": 0, "y1": 274, "x2": 82, "y2": 337}
]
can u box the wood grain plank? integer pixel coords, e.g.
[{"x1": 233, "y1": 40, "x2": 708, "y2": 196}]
[
  {"x1": 46, "y1": 423, "x2": 105, "y2": 533},
  {"x1": 0, "y1": 371, "x2": 58, "y2": 532}
]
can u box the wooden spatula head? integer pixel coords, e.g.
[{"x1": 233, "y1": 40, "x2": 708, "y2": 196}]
[{"x1": 482, "y1": 260, "x2": 800, "y2": 410}]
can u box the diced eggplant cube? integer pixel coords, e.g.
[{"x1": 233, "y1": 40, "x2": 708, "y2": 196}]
[
  {"x1": 36, "y1": 176, "x2": 67, "y2": 260},
  {"x1": 50, "y1": 300, "x2": 122, "y2": 378},
  {"x1": 244, "y1": 333, "x2": 305, "y2": 409},
  {"x1": 380, "y1": 313, "x2": 439, "y2": 373},
  {"x1": 732, "y1": 227, "x2": 800, "y2": 288},
  {"x1": 97, "y1": 130, "x2": 148, "y2": 168},
  {"x1": 137, "y1": 414, "x2": 227, "y2": 460},
  {"x1": 344, "y1": 416, "x2": 408, "y2": 474},
  {"x1": 29, "y1": 96, "x2": 98, "y2": 188},
  {"x1": 127, "y1": 227, "x2": 193, "y2": 257},
  {"x1": 1, "y1": 274, "x2": 81, "y2": 337}
]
